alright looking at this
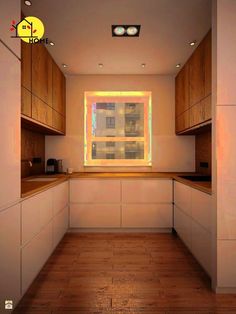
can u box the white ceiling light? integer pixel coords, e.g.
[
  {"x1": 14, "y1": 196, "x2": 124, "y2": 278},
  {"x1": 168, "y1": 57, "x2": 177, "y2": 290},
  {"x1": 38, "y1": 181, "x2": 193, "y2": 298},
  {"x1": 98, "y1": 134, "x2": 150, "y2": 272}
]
[
  {"x1": 176, "y1": 63, "x2": 181, "y2": 68},
  {"x1": 113, "y1": 26, "x2": 126, "y2": 36},
  {"x1": 24, "y1": 0, "x2": 32, "y2": 6},
  {"x1": 62, "y1": 64, "x2": 68, "y2": 68},
  {"x1": 189, "y1": 40, "x2": 196, "y2": 46},
  {"x1": 98, "y1": 63, "x2": 104, "y2": 68},
  {"x1": 49, "y1": 41, "x2": 55, "y2": 46},
  {"x1": 127, "y1": 26, "x2": 138, "y2": 36},
  {"x1": 141, "y1": 63, "x2": 146, "y2": 68}
]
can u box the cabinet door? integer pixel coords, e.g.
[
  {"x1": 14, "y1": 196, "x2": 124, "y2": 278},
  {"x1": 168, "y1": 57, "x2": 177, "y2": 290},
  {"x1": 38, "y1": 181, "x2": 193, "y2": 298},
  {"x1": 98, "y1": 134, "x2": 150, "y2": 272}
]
[
  {"x1": 21, "y1": 41, "x2": 31, "y2": 91},
  {"x1": 52, "y1": 61, "x2": 66, "y2": 115},
  {"x1": 70, "y1": 179, "x2": 120, "y2": 203},
  {"x1": 53, "y1": 181, "x2": 68, "y2": 216},
  {"x1": 175, "y1": 63, "x2": 189, "y2": 116},
  {"x1": 203, "y1": 95, "x2": 211, "y2": 121},
  {"x1": 22, "y1": 221, "x2": 53, "y2": 294},
  {"x1": 189, "y1": 101, "x2": 204, "y2": 127},
  {"x1": 22, "y1": 189, "x2": 53, "y2": 246},
  {"x1": 32, "y1": 95, "x2": 53, "y2": 126},
  {"x1": 0, "y1": 205, "x2": 21, "y2": 311},
  {"x1": 122, "y1": 179, "x2": 172, "y2": 203},
  {"x1": 70, "y1": 204, "x2": 120, "y2": 228},
  {"x1": 189, "y1": 41, "x2": 205, "y2": 106},
  {"x1": 191, "y1": 219, "x2": 211, "y2": 276},
  {"x1": 174, "y1": 205, "x2": 192, "y2": 250},
  {"x1": 0, "y1": 42, "x2": 20, "y2": 208},
  {"x1": 21, "y1": 86, "x2": 31, "y2": 117},
  {"x1": 52, "y1": 110, "x2": 65, "y2": 133},
  {"x1": 191, "y1": 188, "x2": 212, "y2": 232},
  {"x1": 174, "y1": 181, "x2": 191, "y2": 216},
  {"x1": 32, "y1": 44, "x2": 52, "y2": 106},
  {"x1": 176, "y1": 111, "x2": 189, "y2": 133},
  {"x1": 204, "y1": 30, "x2": 212, "y2": 97},
  {"x1": 53, "y1": 206, "x2": 68, "y2": 249},
  {"x1": 122, "y1": 204, "x2": 172, "y2": 228},
  {"x1": 0, "y1": 1, "x2": 20, "y2": 58}
]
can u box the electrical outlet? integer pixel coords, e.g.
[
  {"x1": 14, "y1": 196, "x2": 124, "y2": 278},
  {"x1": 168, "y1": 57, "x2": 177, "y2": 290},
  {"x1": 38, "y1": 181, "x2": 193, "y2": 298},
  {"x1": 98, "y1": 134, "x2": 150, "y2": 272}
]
[{"x1": 200, "y1": 161, "x2": 208, "y2": 168}]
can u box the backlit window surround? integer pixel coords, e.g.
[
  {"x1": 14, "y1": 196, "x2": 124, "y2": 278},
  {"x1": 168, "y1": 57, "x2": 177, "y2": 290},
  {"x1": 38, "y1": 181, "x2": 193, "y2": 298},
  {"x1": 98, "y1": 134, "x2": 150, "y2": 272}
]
[{"x1": 84, "y1": 91, "x2": 152, "y2": 166}]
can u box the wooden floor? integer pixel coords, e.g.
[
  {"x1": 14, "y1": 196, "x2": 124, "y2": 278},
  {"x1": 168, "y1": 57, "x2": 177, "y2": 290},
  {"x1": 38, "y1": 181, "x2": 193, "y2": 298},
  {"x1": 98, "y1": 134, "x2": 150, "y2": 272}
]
[{"x1": 14, "y1": 233, "x2": 236, "y2": 314}]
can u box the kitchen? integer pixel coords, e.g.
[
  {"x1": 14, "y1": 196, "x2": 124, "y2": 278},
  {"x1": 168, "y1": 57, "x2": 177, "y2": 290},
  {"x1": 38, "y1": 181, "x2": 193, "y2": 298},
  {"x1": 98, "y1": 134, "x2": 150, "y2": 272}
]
[{"x1": 1, "y1": 0, "x2": 236, "y2": 313}]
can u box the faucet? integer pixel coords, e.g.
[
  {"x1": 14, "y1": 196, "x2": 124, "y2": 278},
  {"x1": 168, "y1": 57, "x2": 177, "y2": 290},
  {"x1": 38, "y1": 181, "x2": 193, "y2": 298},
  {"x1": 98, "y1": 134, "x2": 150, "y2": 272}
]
[{"x1": 22, "y1": 160, "x2": 33, "y2": 167}]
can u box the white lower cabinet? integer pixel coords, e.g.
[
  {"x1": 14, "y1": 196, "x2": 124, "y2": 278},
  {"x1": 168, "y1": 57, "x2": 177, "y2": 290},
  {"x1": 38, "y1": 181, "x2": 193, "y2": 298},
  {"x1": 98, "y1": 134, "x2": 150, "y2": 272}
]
[
  {"x1": 21, "y1": 181, "x2": 69, "y2": 294},
  {"x1": 70, "y1": 204, "x2": 120, "y2": 228},
  {"x1": 0, "y1": 204, "x2": 21, "y2": 311},
  {"x1": 22, "y1": 222, "x2": 53, "y2": 294},
  {"x1": 122, "y1": 204, "x2": 172, "y2": 228},
  {"x1": 174, "y1": 181, "x2": 212, "y2": 276},
  {"x1": 53, "y1": 206, "x2": 69, "y2": 248},
  {"x1": 174, "y1": 205, "x2": 192, "y2": 250},
  {"x1": 70, "y1": 179, "x2": 173, "y2": 229}
]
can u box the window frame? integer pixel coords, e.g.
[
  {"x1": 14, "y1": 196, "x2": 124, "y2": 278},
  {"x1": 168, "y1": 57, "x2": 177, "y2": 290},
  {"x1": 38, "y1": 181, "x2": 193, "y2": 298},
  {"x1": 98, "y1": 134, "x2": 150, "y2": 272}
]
[{"x1": 84, "y1": 91, "x2": 152, "y2": 166}]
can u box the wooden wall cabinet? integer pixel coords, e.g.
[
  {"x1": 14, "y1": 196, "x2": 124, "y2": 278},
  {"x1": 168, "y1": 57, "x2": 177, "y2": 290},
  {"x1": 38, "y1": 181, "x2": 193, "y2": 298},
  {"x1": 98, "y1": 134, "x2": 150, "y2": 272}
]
[
  {"x1": 32, "y1": 95, "x2": 52, "y2": 126},
  {"x1": 32, "y1": 43, "x2": 53, "y2": 106},
  {"x1": 21, "y1": 42, "x2": 66, "y2": 135},
  {"x1": 175, "y1": 30, "x2": 212, "y2": 134}
]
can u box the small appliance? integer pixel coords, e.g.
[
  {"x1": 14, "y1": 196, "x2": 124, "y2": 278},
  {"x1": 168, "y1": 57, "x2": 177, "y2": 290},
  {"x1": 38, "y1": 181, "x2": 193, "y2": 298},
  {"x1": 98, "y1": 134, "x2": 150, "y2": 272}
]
[{"x1": 46, "y1": 159, "x2": 58, "y2": 174}]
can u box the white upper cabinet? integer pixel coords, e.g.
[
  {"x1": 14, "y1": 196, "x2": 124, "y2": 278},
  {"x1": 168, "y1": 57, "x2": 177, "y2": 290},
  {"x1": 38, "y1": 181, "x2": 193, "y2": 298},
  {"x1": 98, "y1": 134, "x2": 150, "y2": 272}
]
[
  {"x1": 0, "y1": 42, "x2": 20, "y2": 209},
  {"x1": 0, "y1": 0, "x2": 20, "y2": 58},
  {"x1": 122, "y1": 179, "x2": 172, "y2": 203}
]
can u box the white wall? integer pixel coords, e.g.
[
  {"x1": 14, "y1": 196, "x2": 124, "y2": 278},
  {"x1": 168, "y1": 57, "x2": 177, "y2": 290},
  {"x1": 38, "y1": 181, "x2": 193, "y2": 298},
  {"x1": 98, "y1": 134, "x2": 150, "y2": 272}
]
[{"x1": 46, "y1": 74, "x2": 195, "y2": 172}]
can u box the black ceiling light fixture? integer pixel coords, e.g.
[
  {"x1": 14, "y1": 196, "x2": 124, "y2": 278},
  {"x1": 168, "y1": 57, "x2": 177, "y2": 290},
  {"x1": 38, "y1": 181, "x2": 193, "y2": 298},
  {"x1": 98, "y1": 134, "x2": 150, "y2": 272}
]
[{"x1": 112, "y1": 25, "x2": 141, "y2": 37}]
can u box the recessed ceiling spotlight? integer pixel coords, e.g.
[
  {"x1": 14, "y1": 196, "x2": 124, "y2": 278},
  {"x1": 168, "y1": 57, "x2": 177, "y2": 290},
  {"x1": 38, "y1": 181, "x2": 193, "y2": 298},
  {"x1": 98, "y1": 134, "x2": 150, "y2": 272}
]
[
  {"x1": 112, "y1": 25, "x2": 141, "y2": 37},
  {"x1": 49, "y1": 41, "x2": 55, "y2": 46},
  {"x1": 189, "y1": 40, "x2": 196, "y2": 46},
  {"x1": 24, "y1": 0, "x2": 32, "y2": 6},
  {"x1": 127, "y1": 26, "x2": 138, "y2": 36},
  {"x1": 176, "y1": 63, "x2": 181, "y2": 68},
  {"x1": 141, "y1": 63, "x2": 146, "y2": 68},
  {"x1": 98, "y1": 63, "x2": 104, "y2": 68},
  {"x1": 62, "y1": 64, "x2": 68, "y2": 68},
  {"x1": 114, "y1": 26, "x2": 126, "y2": 36}
]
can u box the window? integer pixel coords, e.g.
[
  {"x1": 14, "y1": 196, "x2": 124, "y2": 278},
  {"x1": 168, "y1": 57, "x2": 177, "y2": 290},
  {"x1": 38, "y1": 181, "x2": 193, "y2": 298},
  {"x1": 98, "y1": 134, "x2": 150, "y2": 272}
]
[
  {"x1": 106, "y1": 117, "x2": 115, "y2": 129},
  {"x1": 84, "y1": 91, "x2": 152, "y2": 166}
]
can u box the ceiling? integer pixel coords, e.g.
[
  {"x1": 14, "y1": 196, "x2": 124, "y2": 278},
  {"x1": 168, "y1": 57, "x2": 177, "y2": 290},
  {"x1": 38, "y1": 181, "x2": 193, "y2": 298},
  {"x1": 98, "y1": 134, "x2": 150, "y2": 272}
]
[{"x1": 22, "y1": 0, "x2": 212, "y2": 75}]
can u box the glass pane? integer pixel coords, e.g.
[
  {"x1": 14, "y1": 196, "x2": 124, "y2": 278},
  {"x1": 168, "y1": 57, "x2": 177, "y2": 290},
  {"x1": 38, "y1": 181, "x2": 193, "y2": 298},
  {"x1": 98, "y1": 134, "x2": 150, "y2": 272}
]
[
  {"x1": 92, "y1": 141, "x2": 144, "y2": 159},
  {"x1": 92, "y1": 102, "x2": 144, "y2": 137}
]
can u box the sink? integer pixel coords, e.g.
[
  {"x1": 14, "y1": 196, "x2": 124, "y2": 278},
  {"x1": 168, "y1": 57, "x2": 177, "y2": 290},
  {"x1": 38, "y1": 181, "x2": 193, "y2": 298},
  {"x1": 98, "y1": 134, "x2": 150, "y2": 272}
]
[
  {"x1": 26, "y1": 177, "x2": 58, "y2": 182},
  {"x1": 179, "y1": 175, "x2": 211, "y2": 182}
]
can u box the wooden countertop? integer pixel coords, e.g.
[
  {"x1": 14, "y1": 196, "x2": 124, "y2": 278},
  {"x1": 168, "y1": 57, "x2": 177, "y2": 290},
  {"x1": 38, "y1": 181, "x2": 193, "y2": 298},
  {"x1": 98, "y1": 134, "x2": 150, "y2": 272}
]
[{"x1": 21, "y1": 172, "x2": 212, "y2": 198}]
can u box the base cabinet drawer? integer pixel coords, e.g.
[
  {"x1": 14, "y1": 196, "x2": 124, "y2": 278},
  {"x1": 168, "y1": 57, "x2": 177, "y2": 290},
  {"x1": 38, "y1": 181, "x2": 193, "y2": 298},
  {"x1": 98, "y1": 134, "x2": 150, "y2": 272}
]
[
  {"x1": 122, "y1": 179, "x2": 172, "y2": 203},
  {"x1": 192, "y1": 220, "x2": 211, "y2": 276},
  {"x1": 174, "y1": 205, "x2": 192, "y2": 250},
  {"x1": 22, "y1": 222, "x2": 53, "y2": 294},
  {"x1": 52, "y1": 181, "x2": 68, "y2": 216},
  {"x1": 122, "y1": 204, "x2": 173, "y2": 228},
  {"x1": 70, "y1": 204, "x2": 120, "y2": 228},
  {"x1": 70, "y1": 179, "x2": 120, "y2": 203},
  {"x1": 53, "y1": 206, "x2": 68, "y2": 249},
  {"x1": 22, "y1": 189, "x2": 53, "y2": 246}
]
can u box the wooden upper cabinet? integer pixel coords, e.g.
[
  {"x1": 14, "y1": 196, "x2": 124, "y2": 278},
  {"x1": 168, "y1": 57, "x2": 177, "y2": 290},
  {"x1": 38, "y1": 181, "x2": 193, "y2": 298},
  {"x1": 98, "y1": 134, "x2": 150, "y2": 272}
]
[
  {"x1": 32, "y1": 44, "x2": 52, "y2": 106},
  {"x1": 52, "y1": 61, "x2": 66, "y2": 116},
  {"x1": 21, "y1": 41, "x2": 31, "y2": 91},
  {"x1": 175, "y1": 63, "x2": 189, "y2": 116},
  {"x1": 189, "y1": 40, "x2": 205, "y2": 107},
  {"x1": 204, "y1": 30, "x2": 212, "y2": 97}
]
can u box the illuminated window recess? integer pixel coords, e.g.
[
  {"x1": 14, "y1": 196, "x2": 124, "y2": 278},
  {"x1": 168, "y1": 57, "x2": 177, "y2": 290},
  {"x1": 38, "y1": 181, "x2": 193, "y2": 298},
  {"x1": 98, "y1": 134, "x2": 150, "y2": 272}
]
[{"x1": 84, "y1": 91, "x2": 152, "y2": 166}]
